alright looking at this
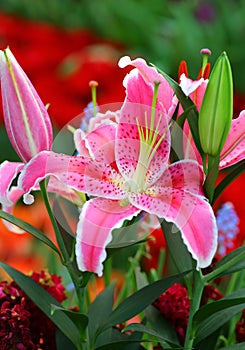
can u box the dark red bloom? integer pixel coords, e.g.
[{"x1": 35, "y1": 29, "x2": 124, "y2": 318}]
[
  {"x1": 30, "y1": 270, "x2": 67, "y2": 304},
  {"x1": 153, "y1": 283, "x2": 190, "y2": 345},
  {"x1": 236, "y1": 309, "x2": 245, "y2": 342},
  {"x1": 0, "y1": 297, "x2": 35, "y2": 349},
  {"x1": 0, "y1": 270, "x2": 67, "y2": 349},
  {"x1": 201, "y1": 285, "x2": 223, "y2": 306}
]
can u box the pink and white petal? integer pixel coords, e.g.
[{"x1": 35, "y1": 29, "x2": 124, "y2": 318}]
[
  {"x1": 88, "y1": 110, "x2": 119, "y2": 132},
  {"x1": 19, "y1": 150, "x2": 126, "y2": 202},
  {"x1": 73, "y1": 129, "x2": 90, "y2": 157},
  {"x1": 74, "y1": 123, "x2": 117, "y2": 164},
  {"x1": 179, "y1": 74, "x2": 207, "y2": 105},
  {"x1": 47, "y1": 176, "x2": 85, "y2": 206},
  {"x1": 75, "y1": 197, "x2": 140, "y2": 276},
  {"x1": 1, "y1": 186, "x2": 25, "y2": 233},
  {"x1": 116, "y1": 102, "x2": 170, "y2": 185},
  {"x1": 0, "y1": 161, "x2": 24, "y2": 205},
  {"x1": 129, "y1": 188, "x2": 217, "y2": 268},
  {"x1": 220, "y1": 111, "x2": 245, "y2": 168},
  {"x1": 157, "y1": 160, "x2": 204, "y2": 195},
  {"x1": 19, "y1": 151, "x2": 87, "y2": 201},
  {"x1": 118, "y1": 56, "x2": 175, "y2": 117},
  {"x1": 164, "y1": 195, "x2": 217, "y2": 269}
]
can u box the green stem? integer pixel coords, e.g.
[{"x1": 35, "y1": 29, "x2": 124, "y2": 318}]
[
  {"x1": 104, "y1": 258, "x2": 112, "y2": 288},
  {"x1": 39, "y1": 180, "x2": 85, "y2": 310},
  {"x1": 184, "y1": 269, "x2": 205, "y2": 349}
]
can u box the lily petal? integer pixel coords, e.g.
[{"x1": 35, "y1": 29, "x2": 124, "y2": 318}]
[
  {"x1": 220, "y1": 110, "x2": 245, "y2": 168},
  {"x1": 19, "y1": 147, "x2": 126, "y2": 203},
  {"x1": 118, "y1": 56, "x2": 175, "y2": 117},
  {"x1": 74, "y1": 119, "x2": 118, "y2": 159},
  {"x1": 75, "y1": 197, "x2": 140, "y2": 276},
  {"x1": 129, "y1": 160, "x2": 217, "y2": 268},
  {"x1": 0, "y1": 161, "x2": 24, "y2": 206},
  {"x1": 179, "y1": 73, "x2": 208, "y2": 110}
]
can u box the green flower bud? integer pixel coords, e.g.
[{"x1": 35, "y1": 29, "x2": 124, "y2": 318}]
[{"x1": 198, "y1": 52, "x2": 233, "y2": 156}]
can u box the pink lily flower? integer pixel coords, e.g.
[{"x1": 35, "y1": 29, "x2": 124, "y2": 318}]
[{"x1": 18, "y1": 57, "x2": 217, "y2": 276}]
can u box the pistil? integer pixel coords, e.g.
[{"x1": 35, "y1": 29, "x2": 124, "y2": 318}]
[{"x1": 130, "y1": 81, "x2": 167, "y2": 192}]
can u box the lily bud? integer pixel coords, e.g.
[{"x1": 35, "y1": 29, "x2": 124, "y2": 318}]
[
  {"x1": 198, "y1": 52, "x2": 233, "y2": 156},
  {"x1": 0, "y1": 48, "x2": 53, "y2": 162}
]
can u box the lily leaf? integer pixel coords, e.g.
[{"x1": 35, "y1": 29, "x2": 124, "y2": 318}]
[
  {"x1": 97, "y1": 270, "x2": 190, "y2": 336},
  {"x1": 194, "y1": 289, "x2": 245, "y2": 345},
  {"x1": 213, "y1": 160, "x2": 245, "y2": 204},
  {"x1": 123, "y1": 322, "x2": 180, "y2": 348}
]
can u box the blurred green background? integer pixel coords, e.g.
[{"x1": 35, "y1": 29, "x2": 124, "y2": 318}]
[{"x1": 0, "y1": 0, "x2": 245, "y2": 91}]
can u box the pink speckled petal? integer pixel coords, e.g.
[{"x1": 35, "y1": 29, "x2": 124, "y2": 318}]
[
  {"x1": 0, "y1": 161, "x2": 24, "y2": 206},
  {"x1": 118, "y1": 56, "x2": 175, "y2": 117},
  {"x1": 220, "y1": 110, "x2": 245, "y2": 168},
  {"x1": 19, "y1": 148, "x2": 126, "y2": 202},
  {"x1": 116, "y1": 102, "x2": 170, "y2": 186},
  {"x1": 74, "y1": 123, "x2": 117, "y2": 162},
  {"x1": 75, "y1": 197, "x2": 140, "y2": 276},
  {"x1": 129, "y1": 160, "x2": 217, "y2": 268},
  {"x1": 18, "y1": 151, "x2": 85, "y2": 200}
]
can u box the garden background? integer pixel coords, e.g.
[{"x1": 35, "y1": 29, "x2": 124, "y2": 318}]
[{"x1": 0, "y1": 0, "x2": 244, "y2": 287}]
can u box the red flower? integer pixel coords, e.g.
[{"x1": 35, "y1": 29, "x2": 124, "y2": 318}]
[
  {"x1": 153, "y1": 283, "x2": 190, "y2": 345},
  {"x1": 0, "y1": 298, "x2": 35, "y2": 350},
  {"x1": 30, "y1": 270, "x2": 67, "y2": 304},
  {"x1": 0, "y1": 270, "x2": 67, "y2": 349},
  {"x1": 236, "y1": 309, "x2": 245, "y2": 342}
]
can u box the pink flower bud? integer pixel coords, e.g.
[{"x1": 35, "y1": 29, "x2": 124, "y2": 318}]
[{"x1": 0, "y1": 48, "x2": 53, "y2": 162}]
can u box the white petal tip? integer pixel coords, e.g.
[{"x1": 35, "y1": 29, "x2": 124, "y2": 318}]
[
  {"x1": 23, "y1": 193, "x2": 34, "y2": 205},
  {"x1": 118, "y1": 56, "x2": 131, "y2": 68}
]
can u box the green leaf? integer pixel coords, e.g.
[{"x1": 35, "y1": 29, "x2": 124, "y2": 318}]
[
  {"x1": 194, "y1": 289, "x2": 245, "y2": 345},
  {"x1": 145, "y1": 305, "x2": 180, "y2": 346},
  {"x1": 51, "y1": 304, "x2": 88, "y2": 337},
  {"x1": 193, "y1": 291, "x2": 245, "y2": 326},
  {"x1": 97, "y1": 270, "x2": 190, "y2": 336},
  {"x1": 123, "y1": 322, "x2": 179, "y2": 348},
  {"x1": 88, "y1": 283, "x2": 115, "y2": 346},
  {"x1": 0, "y1": 263, "x2": 83, "y2": 348},
  {"x1": 218, "y1": 344, "x2": 245, "y2": 350},
  {"x1": 95, "y1": 340, "x2": 150, "y2": 350},
  {"x1": 213, "y1": 160, "x2": 245, "y2": 204},
  {"x1": 0, "y1": 210, "x2": 60, "y2": 256},
  {"x1": 194, "y1": 304, "x2": 245, "y2": 345},
  {"x1": 160, "y1": 220, "x2": 193, "y2": 291},
  {"x1": 56, "y1": 329, "x2": 77, "y2": 350}
]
